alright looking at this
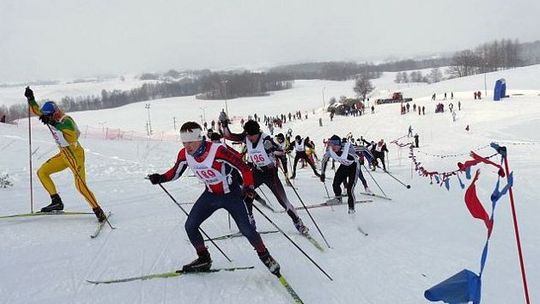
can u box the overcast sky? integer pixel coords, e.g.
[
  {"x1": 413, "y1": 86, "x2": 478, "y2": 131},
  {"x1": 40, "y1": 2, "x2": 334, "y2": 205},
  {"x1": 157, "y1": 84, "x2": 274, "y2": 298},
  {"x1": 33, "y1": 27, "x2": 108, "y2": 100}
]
[{"x1": 1, "y1": 0, "x2": 539, "y2": 82}]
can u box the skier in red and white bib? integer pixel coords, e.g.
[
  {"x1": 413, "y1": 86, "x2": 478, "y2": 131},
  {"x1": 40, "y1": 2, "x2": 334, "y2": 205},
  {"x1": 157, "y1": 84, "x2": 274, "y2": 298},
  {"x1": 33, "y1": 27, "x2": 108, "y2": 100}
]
[
  {"x1": 221, "y1": 118, "x2": 310, "y2": 235},
  {"x1": 148, "y1": 121, "x2": 281, "y2": 276}
]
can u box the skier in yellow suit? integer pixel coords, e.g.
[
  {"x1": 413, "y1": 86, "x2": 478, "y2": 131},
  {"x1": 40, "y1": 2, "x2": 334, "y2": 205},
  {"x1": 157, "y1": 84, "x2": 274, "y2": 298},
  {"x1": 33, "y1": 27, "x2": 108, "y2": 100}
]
[{"x1": 24, "y1": 87, "x2": 106, "y2": 222}]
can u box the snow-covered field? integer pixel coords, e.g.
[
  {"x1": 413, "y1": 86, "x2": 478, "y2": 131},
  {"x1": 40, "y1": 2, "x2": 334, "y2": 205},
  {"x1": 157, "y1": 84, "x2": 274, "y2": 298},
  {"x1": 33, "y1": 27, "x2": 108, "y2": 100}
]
[{"x1": 1, "y1": 66, "x2": 539, "y2": 303}]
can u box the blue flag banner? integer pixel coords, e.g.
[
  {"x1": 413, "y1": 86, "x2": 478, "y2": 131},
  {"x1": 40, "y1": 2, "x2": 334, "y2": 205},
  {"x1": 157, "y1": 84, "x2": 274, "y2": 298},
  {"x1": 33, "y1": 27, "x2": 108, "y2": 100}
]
[
  {"x1": 424, "y1": 269, "x2": 481, "y2": 304},
  {"x1": 457, "y1": 173, "x2": 465, "y2": 189}
]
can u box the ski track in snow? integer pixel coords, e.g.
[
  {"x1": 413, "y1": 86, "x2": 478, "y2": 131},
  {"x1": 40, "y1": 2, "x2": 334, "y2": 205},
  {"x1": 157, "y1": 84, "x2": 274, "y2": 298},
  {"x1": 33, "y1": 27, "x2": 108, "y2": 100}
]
[{"x1": 2, "y1": 68, "x2": 540, "y2": 303}]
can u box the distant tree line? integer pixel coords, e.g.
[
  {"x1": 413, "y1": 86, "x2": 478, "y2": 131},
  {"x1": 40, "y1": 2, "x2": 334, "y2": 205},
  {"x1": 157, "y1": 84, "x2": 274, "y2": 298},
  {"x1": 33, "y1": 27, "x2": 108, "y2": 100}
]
[
  {"x1": 269, "y1": 62, "x2": 382, "y2": 81},
  {"x1": 394, "y1": 68, "x2": 443, "y2": 84},
  {"x1": 195, "y1": 71, "x2": 293, "y2": 100},
  {"x1": 448, "y1": 39, "x2": 524, "y2": 78},
  {"x1": 0, "y1": 71, "x2": 294, "y2": 123}
]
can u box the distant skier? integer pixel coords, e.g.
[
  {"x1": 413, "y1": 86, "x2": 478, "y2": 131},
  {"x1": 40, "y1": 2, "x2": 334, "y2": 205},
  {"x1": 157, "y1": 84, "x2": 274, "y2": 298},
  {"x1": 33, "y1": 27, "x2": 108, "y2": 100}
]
[
  {"x1": 24, "y1": 87, "x2": 106, "y2": 222},
  {"x1": 147, "y1": 121, "x2": 281, "y2": 275},
  {"x1": 320, "y1": 135, "x2": 361, "y2": 214},
  {"x1": 220, "y1": 117, "x2": 310, "y2": 234},
  {"x1": 274, "y1": 133, "x2": 290, "y2": 177},
  {"x1": 414, "y1": 133, "x2": 419, "y2": 148},
  {"x1": 289, "y1": 135, "x2": 321, "y2": 179},
  {"x1": 364, "y1": 138, "x2": 388, "y2": 171},
  {"x1": 408, "y1": 125, "x2": 413, "y2": 137}
]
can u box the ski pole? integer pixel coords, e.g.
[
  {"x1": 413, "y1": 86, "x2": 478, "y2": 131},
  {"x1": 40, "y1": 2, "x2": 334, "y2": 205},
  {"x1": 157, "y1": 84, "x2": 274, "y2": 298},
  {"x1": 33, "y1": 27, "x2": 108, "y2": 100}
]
[
  {"x1": 322, "y1": 182, "x2": 331, "y2": 198},
  {"x1": 362, "y1": 164, "x2": 387, "y2": 197},
  {"x1": 386, "y1": 151, "x2": 389, "y2": 172},
  {"x1": 157, "y1": 183, "x2": 232, "y2": 263},
  {"x1": 252, "y1": 203, "x2": 333, "y2": 281},
  {"x1": 278, "y1": 166, "x2": 332, "y2": 249},
  {"x1": 375, "y1": 163, "x2": 410, "y2": 189},
  {"x1": 28, "y1": 105, "x2": 34, "y2": 213}
]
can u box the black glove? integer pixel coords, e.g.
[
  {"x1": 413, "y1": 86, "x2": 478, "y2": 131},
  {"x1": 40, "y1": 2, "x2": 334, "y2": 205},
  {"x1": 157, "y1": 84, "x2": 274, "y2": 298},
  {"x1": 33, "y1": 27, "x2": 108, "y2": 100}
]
[
  {"x1": 242, "y1": 186, "x2": 256, "y2": 199},
  {"x1": 39, "y1": 115, "x2": 52, "y2": 125},
  {"x1": 24, "y1": 87, "x2": 34, "y2": 100},
  {"x1": 148, "y1": 173, "x2": 163, "y2": 185},
  {"x1": 320, "y1": 174, "x2": 325, "y2": 182}
]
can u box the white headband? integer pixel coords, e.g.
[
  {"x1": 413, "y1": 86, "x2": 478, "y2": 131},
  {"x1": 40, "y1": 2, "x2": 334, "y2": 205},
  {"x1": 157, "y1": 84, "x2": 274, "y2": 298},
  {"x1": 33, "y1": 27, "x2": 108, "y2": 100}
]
[{"x1": 180, "y1": 128, "x2": 203, "y2": 142}]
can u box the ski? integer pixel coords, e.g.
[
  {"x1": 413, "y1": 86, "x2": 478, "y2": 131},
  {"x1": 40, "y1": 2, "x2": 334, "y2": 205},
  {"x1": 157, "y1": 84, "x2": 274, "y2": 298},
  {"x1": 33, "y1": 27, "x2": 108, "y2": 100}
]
[
  {"x1": 278, "y1": 274, "x2": 304, "y2": 304},
  {"x1": 301, "y1": 233, "x2": 325, "y2": 252},
  {"x1": 90, "y1": 212, "x2": 114, "y2": 239},
  {"x1": 358, "y1": 192, "x2": 392, "y2": 201},
  {"x1": 205, "y1": 230, "x2": 279, "y2": 242},
  {"x1": 255, "y1": 198, "x2": 276, "y2": 212},
  {"x1": 0, "y1": 210, "x2": 94, "y2": 219},
  {"x1": 86, "y1": 266, "x2": 254, "y2": 285},
  {"x1": 277, "y1": 199, "x2": 372, "y2": 213}
]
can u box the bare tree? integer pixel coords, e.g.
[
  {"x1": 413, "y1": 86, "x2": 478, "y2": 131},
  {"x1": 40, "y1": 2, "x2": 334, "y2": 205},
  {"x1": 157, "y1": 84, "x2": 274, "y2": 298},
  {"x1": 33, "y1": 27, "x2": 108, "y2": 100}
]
[
  {"x1": 353, "y1": 75, "x2": 375, "y2": 99},
  {"x1": 448, "y1": 50, "x2": 481, "y2": 77},
  {"x1": 428, "y1": 68, "x2": 443, "y2": 83}
]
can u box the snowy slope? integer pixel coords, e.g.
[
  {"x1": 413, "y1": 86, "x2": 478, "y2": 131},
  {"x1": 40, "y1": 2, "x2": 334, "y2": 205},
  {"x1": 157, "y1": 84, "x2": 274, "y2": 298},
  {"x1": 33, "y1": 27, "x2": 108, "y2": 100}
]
[{"x1": 1, "y1": 65, "x2": 539, "y2": 304}]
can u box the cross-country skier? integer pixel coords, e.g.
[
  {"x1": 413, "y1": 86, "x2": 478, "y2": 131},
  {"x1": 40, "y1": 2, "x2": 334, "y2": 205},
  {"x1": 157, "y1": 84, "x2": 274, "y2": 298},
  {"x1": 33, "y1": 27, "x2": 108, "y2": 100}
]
[
  {"x1": 289, "y1": 135, "x2": 321, "y2": 179},
  {"x1": 210, "y1": 129, "x2": 267, "y2": 213},
  {"x1": 351, "y1": 141, "x2": 373, "y2": 194},
  {"x1": 24, "y1": 87, "x2": 106, "y2": 222},
  {"x1": 320, "y1": 135, "x2": 360, "y2": 214},
  {"x1": 362, "y1": 138, "x2": 388, "y2": 171},
  {"x1": 147, "y1": 121, "x2": 281, "y2": 275},
  {"x1": 372, "y1": 139, "x2": 389, "y2": 171},
  {"x1": 220, "y1": 118, "x2": 309, "y2": 234},
  {"x1": 274, "y1": 133, "x2": 290, "y2": 177}
]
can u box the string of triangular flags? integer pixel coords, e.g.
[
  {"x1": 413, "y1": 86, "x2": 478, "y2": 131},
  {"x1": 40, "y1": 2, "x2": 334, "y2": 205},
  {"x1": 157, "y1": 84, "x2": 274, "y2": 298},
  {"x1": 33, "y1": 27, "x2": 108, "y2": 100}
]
[{"x1": 390, "y1": 136, "x2": 520, "y2": 303}]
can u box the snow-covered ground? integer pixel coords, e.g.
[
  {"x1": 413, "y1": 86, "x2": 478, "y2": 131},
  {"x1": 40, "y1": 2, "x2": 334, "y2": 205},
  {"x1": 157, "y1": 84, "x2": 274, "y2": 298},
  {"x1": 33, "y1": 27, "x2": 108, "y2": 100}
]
[{"x1": 1, "y1": 66, "x2": 539, "y2": 303}]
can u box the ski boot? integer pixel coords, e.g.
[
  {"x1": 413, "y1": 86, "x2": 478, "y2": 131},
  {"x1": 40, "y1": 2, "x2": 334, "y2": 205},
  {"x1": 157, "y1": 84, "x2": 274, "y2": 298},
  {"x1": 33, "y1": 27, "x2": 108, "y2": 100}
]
[
  {"x1": 364, "y1": 187, "x2": 373, "y2": 195},
  {"x1": 93, "y1": 206, "x2": 107, "y2": 223},
  {"x1": 348, "y1": 208, "x2": 356, "y2": 215},
  {"x1": 258, "y1": 250, "x2": 280, "y2": 276},
  {"x1": 327, "y1": 196, "x2": 343, "y2": 205},
  {"x1": 289, "y1": 173, "x2": 296, "y2": 180},
  {"x1": 182, "y1": 251, "x2": 212, "y2": 273},
  {"x1": 293, "y1": 218, "x2": 309, "y2": 235},
  {"x1": 40, "y1": 194, "x2": 64, "y2": 213}
]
